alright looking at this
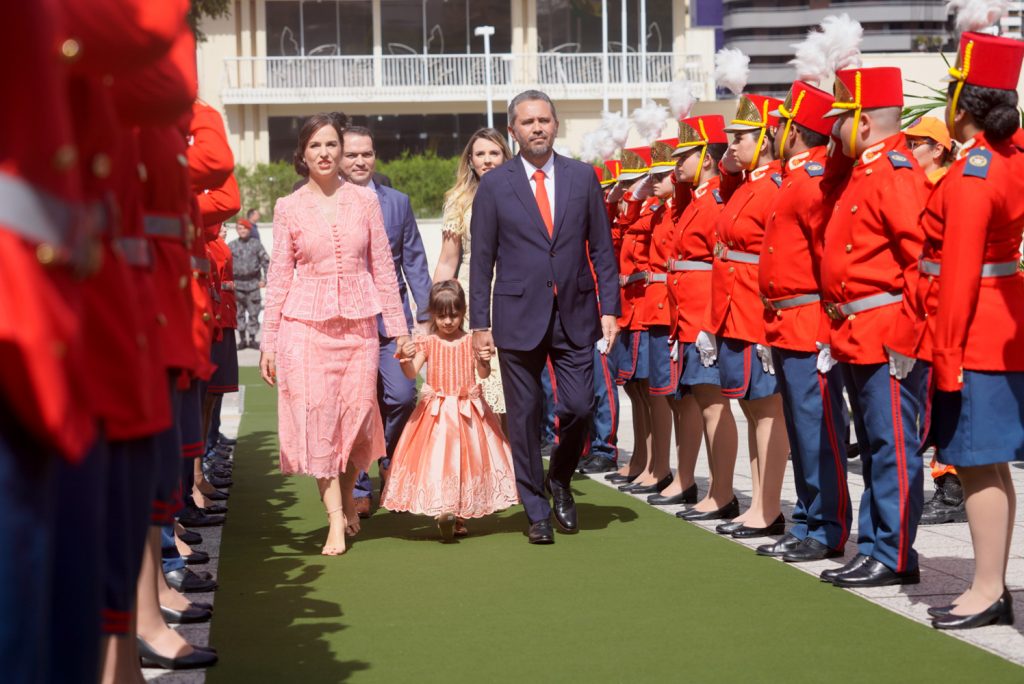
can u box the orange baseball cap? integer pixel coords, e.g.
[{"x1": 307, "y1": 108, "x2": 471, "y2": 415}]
[{"x1": 904, "y1": 116, "x2": 951, "y2": 150}]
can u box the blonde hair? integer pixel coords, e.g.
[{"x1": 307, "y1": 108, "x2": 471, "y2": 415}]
[{"x1": 441, "y1": 128, "x2": 512, "y2": 237}]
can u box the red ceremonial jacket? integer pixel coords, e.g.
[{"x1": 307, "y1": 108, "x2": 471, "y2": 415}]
[
  {"x1": 617, "y1": 195, "x2": 660, "y2": 330},
  {"x1": 670, "y1": 176, "x2": 724, "y2": 343}
]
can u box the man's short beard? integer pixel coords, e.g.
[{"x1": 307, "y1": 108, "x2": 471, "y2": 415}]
[{"x1": 525, "y1": 140, "x2": 552, "y2": 156}]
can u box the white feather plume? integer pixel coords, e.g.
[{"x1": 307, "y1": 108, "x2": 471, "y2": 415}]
[
  {"x1": 631, "y1": 100, "x2": 669, "y2": 141},
  {"x1": 947, "y1": 0, "x2": 1010, "y2": 34},
  {"x1": 789, "y1": 14, "x2": 864, "y2": 84},
  {"x1": 713, "y1": 48, "x2": 750, "y2": 95},
  {"x1": 669, "y1": 79, "x2": 697, "y2": 120},
  {"x1": 602, "y1": 110, "x2": 631, "y2": 148},
  {"x1": 594, "y1": 126, "x2": 620, "y2": 160},
  {"x1": 579, "y1": 130, "x2": 602, "y2": 164}
]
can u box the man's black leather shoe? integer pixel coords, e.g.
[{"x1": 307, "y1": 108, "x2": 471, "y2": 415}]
[
  {"x1": 831, "y1": 557, "x2": 920, "y2": 588},
  {"x1": 782, "y1": 537, "x2": 843, "y2": 563},
  {"x1": 820, "y1": 553, "x2": 869, "y2": 583},
  {"x1": 756, "y1": 532, "x2": 803, "y2": 557},
  {"x1": 138, "y1": 638, "x2": 218, "y2": 670},
  {"x1": 579, "y1": 456, "x2": 617, "y2": 474},
  {"x1": 677, "y1": 497, "x2": 740, "y2": 521},
  {"x1": 648, "y1": 483, "x2": 698, "y2": 506},
  {"x1": 160, "y1": 604, "x2": 212, "y2": 624},
  {"x1": 177, "y1": 529, "x2": 203, "y2": 546},
  {"x1": 184, "y1": 550, "x2": 210, "y2": 565},
  {"x1": 164, "y1": 568, "x2": 218, "y2": 593},
  {"x1": 605, "y1": 472, "x2": 637, "y2": 484},
  {"x1": 731, "y1": 513, "x2": 785, "y2": 539},
  {"x1": 528, "y1": 520, "x2": 554, "y2": 544},
  {"x1": 217, "y1": 433, "x2": 236, "y2": 446},
  {"x1": 626, "y1": 474, "x2": 673, "y2": 495},
  {"x1": 931, "y1": 591, "x2": 1014, "y2": 630},
  {"x1": 547, "y1": 479, "x2": 578, "y2": 533}
]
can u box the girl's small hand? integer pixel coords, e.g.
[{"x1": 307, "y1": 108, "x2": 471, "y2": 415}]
[
  {"x1": 477, "y1": 346, "x2": 492, "y2": 361},
  {"x1": 400, "y1": 341, "x2": 417, "y2": 359}
]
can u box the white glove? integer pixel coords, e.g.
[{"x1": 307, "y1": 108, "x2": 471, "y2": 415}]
[
  {"x1": 695, "y1": 331, "x2": 717, "y2": 367},
  {"x1": 816, "y1": 342, "x2": 837, "y2": 374},
  {"x1": 885, "y1": 346, "x2": 916, "y2": 380},
  {"x1": 596, "y1": 338, "x2": 609, "y2": 355},
  {"x1": 756, "y1": 344, "x2": 775, "y2": 375},
  {"x1": 669, "y1": 339, "x2": 679, "y2": 362}
]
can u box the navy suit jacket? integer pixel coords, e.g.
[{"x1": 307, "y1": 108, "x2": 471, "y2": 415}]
[
  {"x1": 469, "y1": 153, "x2": 620, "y2": 351},
  {"x1": 374, "y1": 183, "x2": 432, "y2": 335}
]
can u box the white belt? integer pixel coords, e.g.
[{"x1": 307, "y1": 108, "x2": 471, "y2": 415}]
[
  {"x1": 824, "y1": 292, "x2": 902, "y2": 321},
  {"x1": 919, "y1": 258, "x2": 1019, "y2": 278},
  {"x1": 762, "y1": 293, "x2": 820, "y2": 311},
  {"x1": 646, "y1": 273, "x2": 668, "y2": 285},
  {"x1": 667, "y1": 259, "x2": 712, "y2": 272},
  {"x1": 619, "y1": 271, "x2": 648, "y2": 287},
  {"x1": 714, "y1": 242, "x2": 759, "y2": 264}
]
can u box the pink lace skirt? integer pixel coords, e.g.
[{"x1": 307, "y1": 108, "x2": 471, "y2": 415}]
[
  {"x1": 381, "y1": 384, "x2": 519, "y2": 518},
  {"x1": 275, "y1": 315, "x2": 383, "y2": 478}
]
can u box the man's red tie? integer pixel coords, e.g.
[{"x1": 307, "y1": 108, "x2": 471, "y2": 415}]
[{"x1": 533, "y1": 169, "x2": 553, "y2": 237}]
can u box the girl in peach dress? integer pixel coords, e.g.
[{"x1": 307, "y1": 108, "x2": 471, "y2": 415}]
[
  {"x1": 381, "y1": 281, "x2": 518, "y2": 541},
  {"x1": 260, "y1": 114, "x2": 409, "y2": 556}
]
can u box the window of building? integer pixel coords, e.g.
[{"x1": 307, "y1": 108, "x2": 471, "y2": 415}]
[
  {"x1": 380, "y1": 0, "x2": 512, "y2": 55},
  {"x1": 536, "y1": 0, "x2": 673, "y2": 54},
  {"x1": 266, "y1": 0, "x2": 373, "y2": 56}
]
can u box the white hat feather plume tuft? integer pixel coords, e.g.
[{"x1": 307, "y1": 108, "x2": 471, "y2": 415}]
[
  {"x1": 668, "y1": 79, "x2": 697, "y2": 120},
  {"x1": 602, "y1": 110, "x2": 631, "y2": 148},
  {"x1": 631, "y1": 100, "x2": 670, "y2": 141},
  {"x1": 947, "y1": 0, "x2": 1010, "y2": 34},
  {"x1": 713, "y1": 48, "x2": 750, "y2": 96},
  {"x1": 789, "y1": 14, "x2": 864, "y2": 84}
]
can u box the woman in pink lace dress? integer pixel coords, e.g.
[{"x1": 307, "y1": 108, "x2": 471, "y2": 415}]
[
  {"x1": 381, "y1": 281, "x2": 518, "y2": 541},
  {"x1": 259, "y1": 114, "x2": 409, "y2": 556}
]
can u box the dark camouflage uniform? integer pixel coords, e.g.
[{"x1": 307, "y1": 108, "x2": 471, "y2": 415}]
[{"x1": 229, "y1": 236, "x2": 270, "y2": 341}]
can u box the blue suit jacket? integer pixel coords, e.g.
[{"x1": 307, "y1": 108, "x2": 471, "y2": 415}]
[
  {"x1": 374, "y1": 183, "x2": 432, "y2": 336},
  {"x1": 469, "y1": 153, "x2": 620, "y2": 351}
]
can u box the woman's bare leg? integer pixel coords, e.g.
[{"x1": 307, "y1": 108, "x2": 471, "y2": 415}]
[
  {"x1": 658, "y1": 397, "x2": 700, "y2": 496},
  {"x1": 691, "y1": 385, "x2": 738, "y2": 511},
  {"x1": 737, "y1": 395, "x2": 788, "y2": 528},
  {"x1": 316, "y1": 477, "x2": 347, "y2": 555}
]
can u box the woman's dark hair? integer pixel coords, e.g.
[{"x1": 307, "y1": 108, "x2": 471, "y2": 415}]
[
  {"x1": 428, "y1": 280, "x2": 467, "y2": 328},
  {"x1": 706, "y1": 143, "x2": 728, "y2": 163},
  {"x1": 795, "y1": 123, "x2": 829, "y2": 149},
  {"x1": 948, "y1": 81, "x2": 1020, "y2": 141},
  {"x1": 293, "y1": 113, "x2": 343, "y2": 177}
]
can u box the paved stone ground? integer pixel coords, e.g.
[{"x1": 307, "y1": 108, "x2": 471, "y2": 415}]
[{"x1": 146, "y1": 327, "x2": 1024, "y2": 679}]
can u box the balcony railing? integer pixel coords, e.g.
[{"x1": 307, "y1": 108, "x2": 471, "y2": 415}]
[{"x1": 221, "y1": 53, "x2": 706, "y2": 104}]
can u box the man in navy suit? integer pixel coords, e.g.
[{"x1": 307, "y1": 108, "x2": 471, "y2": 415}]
[
  {"x1": 470, "y1": 91, "x2": 620, "y2": 544},
  {"x1": 340, "y1": 126, "x2": 433, "y2": 513}
]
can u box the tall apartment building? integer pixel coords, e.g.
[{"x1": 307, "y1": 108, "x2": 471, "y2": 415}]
[
  {"x1": 720, "y1": 0, "x2": 952, "y2": 96},
  {"x1": 198, "y1": 0, "x2": 718, "y2": 166}
]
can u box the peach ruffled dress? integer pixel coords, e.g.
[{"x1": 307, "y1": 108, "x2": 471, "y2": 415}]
[
  {"x1": 261, "y1": 182, "x2": 408, "y2": 478},
  {"x1": 381, "y1": 334, "x2": 518, "y2": 518}
]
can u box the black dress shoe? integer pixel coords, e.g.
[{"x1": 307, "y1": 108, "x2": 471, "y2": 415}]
[
  {"x1": 820, "y1": 553, "x2": 870, "y2": 583},
  {"x1": 732, "y1": 514, "x2": 786, "y2": 539},
  {"x1": 138, "y1": 638, "x2": 218, "y2": 670},
  {"x1": 606, "y1": 472, "x2": 638, "y2": 484},
  {"x1": 177, "y1": 529, "x2": 203, "y2": 546},
  {"x1": 184, "y1": 550, "x2": 210, "y2": 565},
  {"x1": 932, "y1": 591, "x2": 1014, "y2": 630},
  {"x1": 202, "y1": 504, "x2": 228, "y2": 515},
  {"x1": 165, "y1": 568, "x2": 218, "y2": 593},
  {"x1": 715, "y1": 520, "x2": 744, "y2": 535},
  {"x1": 178, "y1": 508, "x2": 225, "y2": 528},
  {"x1": 648, "y1": 484, "x2": 698, "y2": 506},
  {"x1": 547, "y1": 479, "x2": 578, "y2": 533},
  {"x1": 927, "y1": 604, "x2": 955, "y2": 618},
  {"x1": 160, "y1": 604, "x2": 212, "y2": 624},
  {"x1": 190, "y1": 600, "x2": 213, "y2": 611},
  {"x1": 217, "y1": 433, "x2": 237, "y2": 446},
  {"x1": 782, "y1": 537, "x2": 843, "y2": 563},
  {"x1": 579, "y1": 456, "x2": 618, "y2": 474},
  {"x1": 831, "y1": 557, "x2": 920, "y2": 588},
  {"x1": 206, "y1": 475, "x2": 233, "y2": 488},
  {"x1": 527, "y1": 520, "x2": 554, "y2": 545},
  {"x1": 756, "y1": 532, "x2": 803, "y2": 557},
  {"x1": 202, "y1": 489, "x2": 229, "y2": 501},
  {"x1": 678, "y1": 497, "x2": 740, "y2": 521},
  {"x1": 626, "y1": 474, "x2": 673, "y2": 495}
]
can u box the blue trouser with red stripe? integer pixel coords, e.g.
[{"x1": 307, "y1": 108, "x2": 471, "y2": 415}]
[
  {"x1": 842, "y1": 361, "x2": 927, "y2": 573},
  {"x1": 772, "y1": 349, "x2": 851, "y2": 550}
]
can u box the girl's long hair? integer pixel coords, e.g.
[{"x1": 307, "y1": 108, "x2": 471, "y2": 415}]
[
  {"x1": 440, "y1": 128, "x2": 512, "y2": 237},
  {"x1": 428, "y1": 280, "x2": 467, "y2": 333}
]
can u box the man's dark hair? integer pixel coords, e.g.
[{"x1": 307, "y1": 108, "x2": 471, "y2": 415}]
[
  {"x1": 507, "y1": 90, "x2": 558, "y2": 124},
  {"x1": 795, "y1": 123, "x2": 829, "y2": 149},
  {"x1": 948, "y1": 81, "x2": 1020, "y2": 141},
  {"x1": 343, "y1": 125, "x2": 375, "y2": 143},
  {"x1": 327, "y1": 111, "x2": 349, "y2": 131},
  {"x1": 245, "y1": 208, "x2": 259, "y2": 221}
]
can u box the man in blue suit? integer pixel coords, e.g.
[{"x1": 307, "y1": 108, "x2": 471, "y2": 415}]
[
  {"x1": 470, "y1": 91, "x2": 620, "y2": 544},
  {"x1": 340, "y1": 126, "x2": 433, "y2": 514}
]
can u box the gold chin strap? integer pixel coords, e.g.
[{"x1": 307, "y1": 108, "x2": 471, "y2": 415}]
[
  {"x1": 777, "y1": 90, "x2": 806, "y2": 161},
  {"x1": 694, "y1": 118, "x2": 710, "y2": 186},
  {"x1": 830, "y1": 70, "x2": 863, "y2": 156},
  {"x1": 947, "y1": 40, "x2": 975, "y2": 135},
  {"x1": 749, "y1": 100, "x2": 771, "y2": 171}
]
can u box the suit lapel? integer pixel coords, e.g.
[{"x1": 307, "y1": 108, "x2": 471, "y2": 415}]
[
  {"x1": 507, "y1": 155, "x2": 552, "y2": 242},
  {"x1": 374, "y1": 185, "x2": 392, "y2": 229},
  {"x1": 551, "y1": 153, "x2": 572, "y2": 244}
]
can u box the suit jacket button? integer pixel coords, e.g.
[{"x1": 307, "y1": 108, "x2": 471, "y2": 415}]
[
  {"x1": 547, "y1": 280, "x2": 553, "y2": 287},
  {"x1": 549, "y1": 250, "x2": 555, "y2": 257}
]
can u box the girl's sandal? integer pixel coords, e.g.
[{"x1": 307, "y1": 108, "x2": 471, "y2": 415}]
[
  {"x1": 437, "y1": 512, "x2": 456, "y2": 542},
  {"x1": 322, "y1": 506, "x2": 347, "y2": 556}
]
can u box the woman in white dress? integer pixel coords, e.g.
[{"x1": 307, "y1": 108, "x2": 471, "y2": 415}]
[{"x1": 433, "y1": 128, "x2": 513, "y2": 416}]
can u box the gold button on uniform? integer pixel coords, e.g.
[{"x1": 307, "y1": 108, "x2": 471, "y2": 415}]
[
  {"x1": 847, "y1": 314, "x2": 856, "y2": 321},
  {"x1": 92, "y1": 154, "x2": 111, "y2": 178},
  {"x1": 177, "y1": 154, "x2": 188, "y2": 167},
  {"x1": 866, "y1": 168, "x2": 873, "y2": 176},
  {"x1": 728, "y1": 266, "x2": 735, "y2": 273},
  {"x1": 179, "y1": 275, "x2": 189, "y2": 289},
  {"x1": 137, "y1": 163, "x2": 148, "y2": 182},
  {"x1": 845, "y1": 244, "x2": 853, "y2": 253},
  {"x1": 851, "y1": 205, "x2": 858, "y2": 214},
  {"x1": 53, "y1": 145, "x2": 76, "y2": 171},
  {"x1": 202, "y1": 312, "x2": 212, "y2": 322},
  {"x1": 768, "y1": 247, "x2": 774, "y2": 254},
  {"x1": 61, "y1": 38, "x2": 80, "y2": 60},
  {"x1": 36, "y1": 244, "x2": 56, "y2": 265}
]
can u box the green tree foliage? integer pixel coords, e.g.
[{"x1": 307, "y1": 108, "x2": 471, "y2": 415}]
[
  {"x1": 377, "y1": 151, "x2": 459, "y2": 218},
  {"x1": 189, "y1": 0, "x2": 231, "y2": 42},
  {"x1": 234, "y1": 162, "x2": 301, "y2": 221}
]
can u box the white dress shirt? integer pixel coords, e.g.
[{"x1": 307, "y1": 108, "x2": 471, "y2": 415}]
[{"x1": 521, "y1": 153, "x2": 555, "y2": 219}]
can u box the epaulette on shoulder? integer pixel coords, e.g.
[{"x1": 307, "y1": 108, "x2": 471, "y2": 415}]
[
  {"x1": 887, "y1": 151, "x2": 914, "y2": 170},
  {"x1": 712, "y1": 189, "x2": 723, "y2": 204},
  {"x1": 771, "y1": 173, "x2": 783, "y2": 187},
  {"x1": 963, "y1": 148, "x2": 993, "y2": 180},
  {"x1": 803, "y1": 161, "x2": 825, "y2": 177}
]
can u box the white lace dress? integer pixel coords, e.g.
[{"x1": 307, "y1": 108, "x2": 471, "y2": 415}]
[{"x1": 443, "y1": 206, "x2": 506, "y2": 414}]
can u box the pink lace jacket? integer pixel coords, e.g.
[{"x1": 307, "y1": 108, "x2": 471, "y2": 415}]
[{"x1": 261, "y1": 182, "x2": 408, "y2": 351}]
